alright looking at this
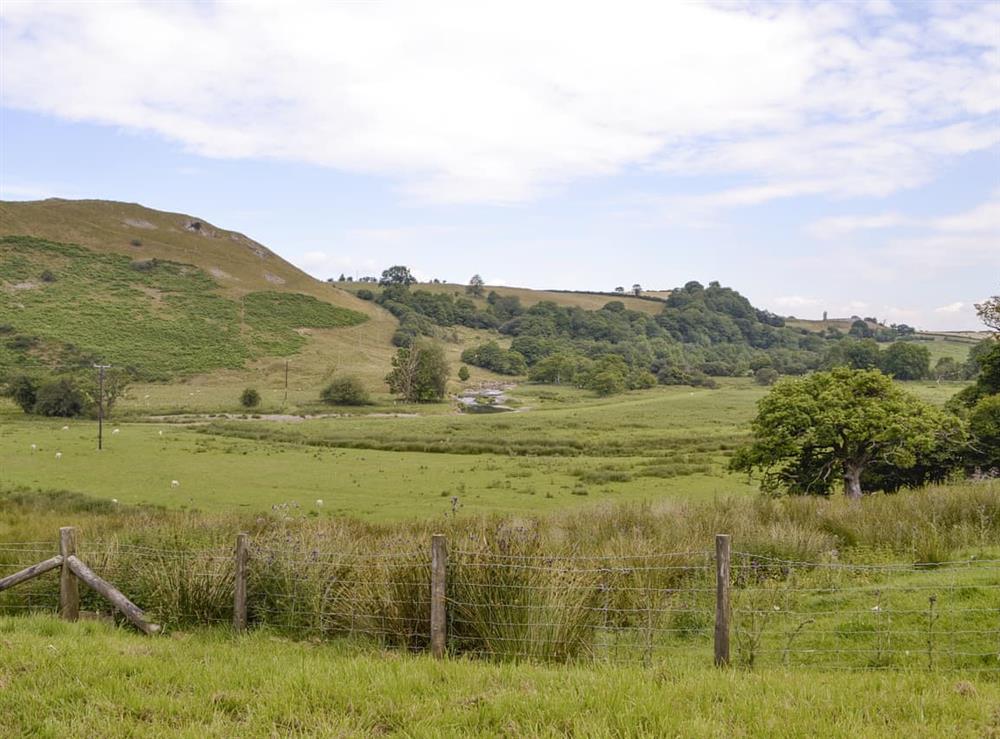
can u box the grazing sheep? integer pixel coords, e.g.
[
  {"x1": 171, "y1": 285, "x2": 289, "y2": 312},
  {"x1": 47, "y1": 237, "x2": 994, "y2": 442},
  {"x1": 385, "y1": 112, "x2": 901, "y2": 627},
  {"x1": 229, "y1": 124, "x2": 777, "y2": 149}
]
[
  {"x1": 112, "y1": 428, "x2": 120, "y2": 435},
  {"x1": 30, "y1": 443, "x2": 37, "y2": 451},
  {"x1": 171, "y1": 480, "x2": 180, "y2": 488},
  {"x1": 111, "y1": 498, "x2": 118, "y2": 504},
  {"x1": 158, "y1": 430, "x2": 163, "y2": 436},
  {"x1": 315, "y1": 499, "x2": 324, "y2": 506},
  {"x1": 55, "y1": 452, "x2": 62, "y2": 460},
  {"x1": 61, "y1": 425, "x2": 69, "y2": 431}
]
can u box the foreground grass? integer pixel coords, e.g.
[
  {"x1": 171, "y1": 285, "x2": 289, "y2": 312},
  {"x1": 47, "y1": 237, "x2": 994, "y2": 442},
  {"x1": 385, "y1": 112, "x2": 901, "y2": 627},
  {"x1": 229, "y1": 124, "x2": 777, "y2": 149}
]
[{"x1": 2, "y1": 616, "x2": 997, "y2": 738}]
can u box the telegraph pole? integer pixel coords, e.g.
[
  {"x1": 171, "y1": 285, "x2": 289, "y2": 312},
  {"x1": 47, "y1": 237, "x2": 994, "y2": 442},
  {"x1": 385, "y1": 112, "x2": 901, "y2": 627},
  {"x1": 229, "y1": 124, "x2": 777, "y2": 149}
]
[
  {"x1": 94, "y1": 364, "x2": 111, "y2": 450},
  {"x1": 284, "y1": 360, "x2": 289, "y2": 406}
]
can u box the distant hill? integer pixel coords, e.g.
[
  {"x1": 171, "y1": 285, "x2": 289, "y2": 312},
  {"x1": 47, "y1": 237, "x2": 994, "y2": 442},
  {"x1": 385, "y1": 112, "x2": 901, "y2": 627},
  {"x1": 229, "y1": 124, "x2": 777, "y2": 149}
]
[
  {"x1": 0, "y1": 199, "x2": 362, "y2": 309},
  {"x1": 337, "y1": 281, "x2": 668, "y2": 315},
  {"x1": 0, "y1": 200, "x2": 384, "y2": 379}
]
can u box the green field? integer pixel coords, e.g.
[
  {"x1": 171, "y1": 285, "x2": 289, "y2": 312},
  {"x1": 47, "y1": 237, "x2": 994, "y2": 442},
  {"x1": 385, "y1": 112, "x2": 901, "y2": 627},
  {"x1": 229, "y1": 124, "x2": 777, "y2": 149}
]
[
  {"x1": 4, "y1": 616, "x2": 996, "y2": 738},
  {"x1": 0, "y1": 379, "x2": 970, "y2": 519}
]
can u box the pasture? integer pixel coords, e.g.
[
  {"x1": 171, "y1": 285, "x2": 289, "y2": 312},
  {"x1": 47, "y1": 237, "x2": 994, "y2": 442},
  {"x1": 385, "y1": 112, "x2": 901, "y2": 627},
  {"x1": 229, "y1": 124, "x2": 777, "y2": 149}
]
[
  {"x1": 0, "y1": 379, "x2": 968, "y2": 519},
  {"x1": 3, "y1": 615, "x2": 997, "y2": 738}
]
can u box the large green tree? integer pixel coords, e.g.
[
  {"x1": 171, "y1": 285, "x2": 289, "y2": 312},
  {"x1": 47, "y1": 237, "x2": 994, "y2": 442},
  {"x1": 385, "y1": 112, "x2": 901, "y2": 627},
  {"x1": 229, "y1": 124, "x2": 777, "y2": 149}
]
[
  {"x1": 880, "y1": 342, "x2": 930, "y2": 380},
  {"x1": 730, "y1": 368, "x2": 962, "y2": 500},
  {"x1": 385, "y1": 340, "x2": 450, "y2": 402},
  {"x1": 379, "y1": 265, "x2": 416, "y2": 288}
]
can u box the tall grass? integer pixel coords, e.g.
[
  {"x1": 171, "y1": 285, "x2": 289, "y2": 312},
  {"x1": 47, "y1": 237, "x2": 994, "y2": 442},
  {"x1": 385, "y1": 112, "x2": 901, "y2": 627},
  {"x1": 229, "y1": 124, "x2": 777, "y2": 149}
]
[{"x1": 1, "y1": 481, "x2": 998, "y2": 663}]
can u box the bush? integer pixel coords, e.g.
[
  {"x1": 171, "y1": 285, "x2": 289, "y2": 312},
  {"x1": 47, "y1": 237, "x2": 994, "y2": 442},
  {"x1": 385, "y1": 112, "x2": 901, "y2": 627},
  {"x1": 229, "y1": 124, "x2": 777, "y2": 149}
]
[
  {"x1": 458, "y1": 365, "x2": 470, "y2": 382},
  {"x1": 130, "y1": 258, "x2": 159, "y2": 272},
  {"x1": 8, "y1": 375, "x2": 39, "y2": 413},
  {"x1": 321, "y1": 375, "x2": 371, "y2": 405},
  {"x1": 754, "y1": 367, "x2": 779, "y2": 386},
  {"x1": 356, "y1": 289, "x2": 375, "y2": 301},
  {"x1": 130, "y1": 239, "x2": 143, "y2": 247},
  {"x1": 39, "y1": 269, "x2": 56, "y2": 283},
  {"x1": 240, "y1": 388, "x2": 261, "y2": 408},
  {"x1": 33, "y1": 378, "x2": 88, "y2": 417}
]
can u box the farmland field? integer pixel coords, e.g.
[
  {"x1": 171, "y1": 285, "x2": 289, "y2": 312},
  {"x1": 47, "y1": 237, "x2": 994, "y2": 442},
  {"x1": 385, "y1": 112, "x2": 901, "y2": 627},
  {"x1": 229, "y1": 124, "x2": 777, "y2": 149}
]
[{"x1": 0, "y1": 379, "x2": 970, "y2": 518}]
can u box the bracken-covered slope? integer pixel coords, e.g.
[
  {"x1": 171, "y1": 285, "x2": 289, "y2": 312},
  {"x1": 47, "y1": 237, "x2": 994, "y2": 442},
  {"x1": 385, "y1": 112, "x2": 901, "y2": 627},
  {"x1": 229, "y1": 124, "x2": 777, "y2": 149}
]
[
  {"x1": 0, "y1": 200, "x2": 397, "y2": 380},
  {"x1": 0, "y1": 199, "x2": 363, "y2": 308}
]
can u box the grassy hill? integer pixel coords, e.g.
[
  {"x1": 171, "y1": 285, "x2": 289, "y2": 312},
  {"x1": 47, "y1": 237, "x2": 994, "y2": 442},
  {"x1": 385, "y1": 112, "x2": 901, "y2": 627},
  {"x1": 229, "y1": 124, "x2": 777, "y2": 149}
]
[
  {"x1": 338, "y1": 280, "x2": 668, "y2": 315},
  {"x1": 0, "y1": 200, "x2": 529, "y2": 392}
]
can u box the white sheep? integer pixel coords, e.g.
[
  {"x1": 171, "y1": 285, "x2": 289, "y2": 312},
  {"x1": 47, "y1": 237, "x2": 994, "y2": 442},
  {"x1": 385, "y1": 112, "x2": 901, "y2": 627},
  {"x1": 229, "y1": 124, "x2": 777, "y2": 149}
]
[
  {"x1": 111, "y1": 498, "x2": 118, "y2": 504},
  {"x1": 30, "y1": 443, "x2": 37, "y2": 451},
  {"x1": 61, "y1": 425, "x2": 69, "y2": 431},
  {"x1": 158, "y1": 430, "x2": 163, "y2": 436},
  {"x1": 171, "y1": 480, "x2": 180, "y2": 488},
  {"x1": 55, "y1": 452, "x2": 62, "y2": 460},
  {"x1": 112, "y1": 428, "x2": 120, "y2": 435},
  {"x1": 315, "y1": 499, "x2": 324, "y2": 506}
]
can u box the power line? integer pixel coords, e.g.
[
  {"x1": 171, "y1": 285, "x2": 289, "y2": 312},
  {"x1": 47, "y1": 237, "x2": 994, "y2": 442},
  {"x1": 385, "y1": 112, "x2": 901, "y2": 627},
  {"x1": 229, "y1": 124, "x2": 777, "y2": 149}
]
[{"x1": 94, "y1": 363, "x2": 111, "y2": 451}]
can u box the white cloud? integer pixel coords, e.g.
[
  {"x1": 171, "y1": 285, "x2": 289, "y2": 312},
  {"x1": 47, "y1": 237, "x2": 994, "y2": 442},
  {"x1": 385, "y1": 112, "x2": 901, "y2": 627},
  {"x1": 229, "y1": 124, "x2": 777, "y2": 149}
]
[
  {"x1": 773, "y1": 295, "x2": 821, "y2": 309},
  {"x1": 934, "y1": 302, "x2": 965, "y2": 314},
  {"x1": 806, "y1": 213, "x2": 910, "y2": 240},
  {"x1": 802, "y1": 191, "x2": 1000, "y2": 269},
  {"x1": 1, "y1": 0, "x2": 996, "y2": 204}
]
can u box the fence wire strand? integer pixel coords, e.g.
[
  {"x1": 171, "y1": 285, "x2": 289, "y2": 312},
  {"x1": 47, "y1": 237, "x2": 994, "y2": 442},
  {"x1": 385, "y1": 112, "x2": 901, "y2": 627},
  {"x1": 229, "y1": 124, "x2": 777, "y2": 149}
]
[{"x1": 1, "y1": 538, "x2": 997, "y2": 671}]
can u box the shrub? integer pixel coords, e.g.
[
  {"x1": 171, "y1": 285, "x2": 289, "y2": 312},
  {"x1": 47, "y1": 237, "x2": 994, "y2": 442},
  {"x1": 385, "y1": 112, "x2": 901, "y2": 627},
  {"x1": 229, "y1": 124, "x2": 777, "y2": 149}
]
[
  {"x1": 130, "y1": 238, "x2": 143, "y2": 247},
  {"x1": 754, "y1": 367, "x2": 779, "y2": 386},
  {"x1": 321, "y1": 375, "x2": 371, "y2": 405},
  {"x1": 33, "y1": 378, "x2": 88, "y2": 417},
  {"x1": 458, "y1": 365, "x2": 470, "y2": 381},
  {"x1": 240, "y1": 388, "x2": 261, "y2": 408},
  {"x1": 130, "y1": 258, "x2": 158, "y2": 272},
  {"x1": 39, "y1": 269, "x2": 56, "y2": 283},
  {"x1": 7, "y1": 375, "x2": 39, "y2": 413},
  {"x1": 6, "y1": 334, "x2": 38, "y2": 351},
  {"x1": 356, "y1": 289, "x2": 375, "y2": 301}
]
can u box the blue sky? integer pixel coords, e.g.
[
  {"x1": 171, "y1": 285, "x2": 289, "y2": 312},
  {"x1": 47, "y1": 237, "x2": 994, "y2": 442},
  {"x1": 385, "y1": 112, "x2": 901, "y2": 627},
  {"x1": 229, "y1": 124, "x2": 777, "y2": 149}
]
[{"x1": 1, "y1": 0, "x2": 997, "y2": 330}]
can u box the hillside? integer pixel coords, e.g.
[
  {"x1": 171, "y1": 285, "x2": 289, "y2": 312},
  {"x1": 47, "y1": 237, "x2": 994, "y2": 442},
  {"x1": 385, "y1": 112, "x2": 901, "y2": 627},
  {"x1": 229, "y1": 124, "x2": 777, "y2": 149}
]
[
  {"x1": 0, "y1": 199, "x2": 361, "y2": 308},
  {"x1": 338, "y1": 280, "x2": 668, "y2": 315},
  {"x1": 0, "y1": 200, "x2": 402, "y2": 381}
]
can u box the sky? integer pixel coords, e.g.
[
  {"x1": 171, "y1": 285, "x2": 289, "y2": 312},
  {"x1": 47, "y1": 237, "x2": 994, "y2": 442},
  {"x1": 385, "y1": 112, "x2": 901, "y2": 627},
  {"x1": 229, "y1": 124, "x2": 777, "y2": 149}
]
[{"x1": 1, "y1": 0, "x2": 997, "y2": 330}]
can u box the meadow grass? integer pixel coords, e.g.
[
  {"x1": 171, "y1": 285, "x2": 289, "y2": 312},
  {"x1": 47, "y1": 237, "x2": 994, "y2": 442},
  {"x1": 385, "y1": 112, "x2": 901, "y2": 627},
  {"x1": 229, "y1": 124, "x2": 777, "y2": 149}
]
[
  {"x1": 2, "y1": 480, "x2": 998, "y2": 668},
  {"x1": 3, "y1": 615, "x2": 996, "y2": 738},
  {"x1": 0, "y1": 379, "x2": 970, "y2": 518}
]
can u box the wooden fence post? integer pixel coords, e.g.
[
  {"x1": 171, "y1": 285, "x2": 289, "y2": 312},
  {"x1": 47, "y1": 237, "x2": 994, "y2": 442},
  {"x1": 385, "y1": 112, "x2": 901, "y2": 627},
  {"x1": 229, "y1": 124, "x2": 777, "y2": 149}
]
[
  {"x1": 233, "y1": 532, "x2": 249, "y2": 632},
  {"x1": 714, "y1": 533, "x2": 731, "y2": 667},
  {"x1": 59, "y1": 526, "x2": 79, "y2": 621},
  {"x1": 430, "y1": 533, "x2": 447, "y2": 658}
]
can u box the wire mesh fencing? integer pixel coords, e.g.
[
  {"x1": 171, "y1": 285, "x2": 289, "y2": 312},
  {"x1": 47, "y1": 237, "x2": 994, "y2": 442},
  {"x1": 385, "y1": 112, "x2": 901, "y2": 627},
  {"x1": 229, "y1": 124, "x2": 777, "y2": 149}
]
[
  {"x1": 729, "y1": 552, "x2": 1000, "y2": 672},
  {"x1": 1, "y1": 530, "x2": 998, "y2": 673}
]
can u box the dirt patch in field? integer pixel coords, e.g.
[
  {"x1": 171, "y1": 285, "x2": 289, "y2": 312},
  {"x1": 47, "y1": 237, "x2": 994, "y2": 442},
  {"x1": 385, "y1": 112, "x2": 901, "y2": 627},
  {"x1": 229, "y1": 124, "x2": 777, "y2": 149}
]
[
  {"x1": 123, "y1": 218, "x2": 156, "y2": 230},
  {"x1": 264, "y1": 272, "x2": 286, "y2": 285}
]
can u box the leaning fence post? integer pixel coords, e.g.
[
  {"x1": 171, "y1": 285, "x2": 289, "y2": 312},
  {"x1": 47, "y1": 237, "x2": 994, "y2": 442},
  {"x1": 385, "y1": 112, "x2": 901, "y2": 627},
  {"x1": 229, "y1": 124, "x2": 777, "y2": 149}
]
[
  {"x1": 59, "y1": 526, "x2": 79, "y2": 621},
  {"x1": 430, "y1": 533, "x2": 447, "y2": 658},
  {"x1": 233, "y1": 532, "x2": 249, "y2": 632},
  {"x1": 714, "y1": 533, "x2": 731, "y2": 667}
]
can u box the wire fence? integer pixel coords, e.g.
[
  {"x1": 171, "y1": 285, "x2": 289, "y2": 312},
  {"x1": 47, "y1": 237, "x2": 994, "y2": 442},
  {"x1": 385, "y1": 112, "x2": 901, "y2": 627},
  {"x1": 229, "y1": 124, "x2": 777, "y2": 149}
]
[{"x1": 2, "y1": 534, "x2": 998, "y2": 672}]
